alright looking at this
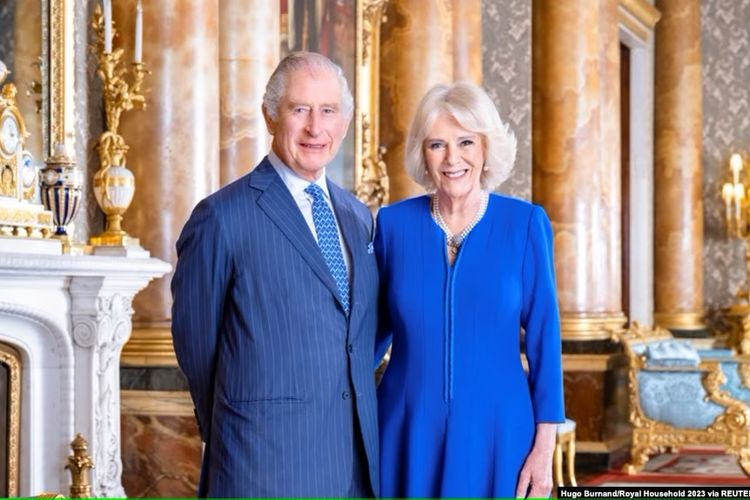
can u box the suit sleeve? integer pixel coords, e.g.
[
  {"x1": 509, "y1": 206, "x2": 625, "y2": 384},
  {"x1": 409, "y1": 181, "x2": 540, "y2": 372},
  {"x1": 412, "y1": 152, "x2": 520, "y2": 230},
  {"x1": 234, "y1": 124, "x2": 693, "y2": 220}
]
[
  {"x1": 171, "y1": 198, "x2": 232, "y2": 441},
  {"x1": 373, "y1": 208, "x2": 393, "y2": 366},
  {"x1": 521, "y1": 205, "x2": 565, "y2": 424}
]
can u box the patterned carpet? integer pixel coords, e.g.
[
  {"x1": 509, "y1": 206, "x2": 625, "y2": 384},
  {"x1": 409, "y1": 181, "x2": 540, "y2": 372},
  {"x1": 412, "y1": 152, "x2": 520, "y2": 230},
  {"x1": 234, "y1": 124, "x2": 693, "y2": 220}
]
[{"x1": 585, "y1": 450, "x2": 750, "y2": 486}]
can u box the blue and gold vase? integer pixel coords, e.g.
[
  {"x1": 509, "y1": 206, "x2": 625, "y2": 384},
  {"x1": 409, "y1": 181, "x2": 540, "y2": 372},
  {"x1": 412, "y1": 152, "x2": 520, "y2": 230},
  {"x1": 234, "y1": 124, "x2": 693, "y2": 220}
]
[{"x1": 40, "y1": 154, "x2": 82, "y2": 238}]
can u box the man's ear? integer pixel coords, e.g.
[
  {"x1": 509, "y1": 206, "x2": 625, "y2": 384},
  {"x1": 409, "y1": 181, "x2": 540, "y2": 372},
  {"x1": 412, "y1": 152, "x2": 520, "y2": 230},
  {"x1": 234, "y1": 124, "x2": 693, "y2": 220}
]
[{"x1": 262, "y1": 105, "x2": 276, "y2": 135}]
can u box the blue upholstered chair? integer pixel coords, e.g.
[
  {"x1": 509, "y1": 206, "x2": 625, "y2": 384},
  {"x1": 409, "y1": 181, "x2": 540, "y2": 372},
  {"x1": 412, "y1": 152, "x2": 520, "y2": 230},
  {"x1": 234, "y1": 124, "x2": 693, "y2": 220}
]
[{"x1": 617, "y1": 323, "x2": 750, "y2": 476}]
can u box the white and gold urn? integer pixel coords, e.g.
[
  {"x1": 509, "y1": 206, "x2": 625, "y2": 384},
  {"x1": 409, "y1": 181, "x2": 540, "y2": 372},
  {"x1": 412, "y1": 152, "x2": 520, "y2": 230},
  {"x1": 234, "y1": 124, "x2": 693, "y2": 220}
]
[{"x1": 89, "y1": 131, "x2": 139, "y2": 246}]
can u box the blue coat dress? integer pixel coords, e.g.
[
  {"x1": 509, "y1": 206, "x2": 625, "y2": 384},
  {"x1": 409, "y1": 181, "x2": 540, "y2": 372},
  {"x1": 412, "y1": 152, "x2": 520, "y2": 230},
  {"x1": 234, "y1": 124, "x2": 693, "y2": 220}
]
[{"x1": 374, "y1": 194, "x2": 565, "y2": 498}]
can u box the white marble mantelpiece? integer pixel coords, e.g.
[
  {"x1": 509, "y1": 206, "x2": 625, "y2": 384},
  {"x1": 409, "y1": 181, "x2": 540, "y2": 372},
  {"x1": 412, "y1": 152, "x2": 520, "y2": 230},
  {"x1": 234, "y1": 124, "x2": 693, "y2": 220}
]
[{"x1": 0, "y1": 247, "x2": 170, "y2": 497}]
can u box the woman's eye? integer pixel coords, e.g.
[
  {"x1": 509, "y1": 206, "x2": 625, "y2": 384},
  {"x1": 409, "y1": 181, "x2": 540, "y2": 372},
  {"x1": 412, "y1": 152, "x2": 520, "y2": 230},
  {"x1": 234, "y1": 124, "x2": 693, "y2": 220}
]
[
  {"x1": 428, "y1": 142, "x2": 444, "y2": 150},
  {"x1": 460, "y1": 139, "x2": 475, "y2": 147}
]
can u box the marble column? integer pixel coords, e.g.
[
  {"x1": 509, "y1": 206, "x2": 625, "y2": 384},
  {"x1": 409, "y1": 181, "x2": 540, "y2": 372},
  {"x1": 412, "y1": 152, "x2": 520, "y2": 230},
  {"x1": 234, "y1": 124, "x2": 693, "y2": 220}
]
[
  {"x1": 380, "y1": 0, "x2": 453, "y2": 202},
  {"x1": 219, "y1": 0, "x2": 279, "y2": 186},
  {"x1": 652, "y1": 0, "x2": 705, "y2": 332},
  {"x1": 451, "y1": 0, "x2": 482, "y2": 85},
  {"x1": 532, "y1": 0, "x2": 626, "y2": 340},
  {"x1": 14, "y1": 1, "x2": 43, "y2": 161},
  {"x1": 115, "y1": 0, "x2": 220, "y2": 364}
]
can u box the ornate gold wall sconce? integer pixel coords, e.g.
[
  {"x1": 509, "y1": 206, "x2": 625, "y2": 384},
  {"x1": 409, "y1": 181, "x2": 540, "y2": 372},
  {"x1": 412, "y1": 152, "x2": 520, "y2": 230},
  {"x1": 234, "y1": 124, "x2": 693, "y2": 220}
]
[
  {"x1": 89, "y1": 1, "x2": 147, "y2": 248},
  {"x1": 722, "y1": 153, "x2": 750, "y2": 300}
]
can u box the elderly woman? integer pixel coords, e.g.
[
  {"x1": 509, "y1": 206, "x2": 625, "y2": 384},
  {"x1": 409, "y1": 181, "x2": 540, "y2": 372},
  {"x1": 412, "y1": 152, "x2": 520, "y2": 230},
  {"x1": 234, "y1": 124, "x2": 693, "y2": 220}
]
[{"x1": 374, "y1": 82, "x2": 564, "y2": 498}]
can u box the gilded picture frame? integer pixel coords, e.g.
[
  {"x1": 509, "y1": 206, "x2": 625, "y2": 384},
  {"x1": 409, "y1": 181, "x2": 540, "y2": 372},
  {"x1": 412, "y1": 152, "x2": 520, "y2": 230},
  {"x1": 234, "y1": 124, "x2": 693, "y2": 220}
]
[{"x1": 281, "y1": 0, "x2": 389, "y2": 209}]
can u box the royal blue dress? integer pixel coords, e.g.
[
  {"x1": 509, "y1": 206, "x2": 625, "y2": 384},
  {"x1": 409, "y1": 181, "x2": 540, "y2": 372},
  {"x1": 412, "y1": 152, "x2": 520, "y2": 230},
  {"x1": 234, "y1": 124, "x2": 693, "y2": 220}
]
[{"x1": 374, "y1": 194, "x2": 565, "y2": 498}]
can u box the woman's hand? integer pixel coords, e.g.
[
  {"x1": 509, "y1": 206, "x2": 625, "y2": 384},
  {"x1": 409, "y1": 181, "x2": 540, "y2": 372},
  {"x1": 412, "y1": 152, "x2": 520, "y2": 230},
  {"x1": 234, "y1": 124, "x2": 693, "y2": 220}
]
[{"x1": 515, "y1": 422, "x2": 557, "y2": 498}]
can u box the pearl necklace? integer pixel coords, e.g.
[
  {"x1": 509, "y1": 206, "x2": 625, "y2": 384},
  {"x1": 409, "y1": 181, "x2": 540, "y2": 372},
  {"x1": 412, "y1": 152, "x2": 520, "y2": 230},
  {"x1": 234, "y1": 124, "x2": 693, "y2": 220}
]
[{"x1": 431, "y1": 191, "x2": 489, "y2": 258}]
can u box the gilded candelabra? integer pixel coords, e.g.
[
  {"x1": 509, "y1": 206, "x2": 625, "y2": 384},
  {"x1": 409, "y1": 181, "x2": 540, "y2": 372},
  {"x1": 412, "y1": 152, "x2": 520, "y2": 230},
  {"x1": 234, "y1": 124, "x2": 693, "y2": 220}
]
[{"x1": 89, "y1": 2, "x2": 147, "y2": 247}]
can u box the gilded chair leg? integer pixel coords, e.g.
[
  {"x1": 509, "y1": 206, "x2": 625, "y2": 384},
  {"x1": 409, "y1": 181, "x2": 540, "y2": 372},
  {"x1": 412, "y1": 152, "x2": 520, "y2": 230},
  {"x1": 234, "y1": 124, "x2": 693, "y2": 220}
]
[
  {"x1": 566, "y1": 437, "x2": 577, "y2": 486},
  {"x1": 553, "y1": 442, "x2": 564, "y2": 486}
]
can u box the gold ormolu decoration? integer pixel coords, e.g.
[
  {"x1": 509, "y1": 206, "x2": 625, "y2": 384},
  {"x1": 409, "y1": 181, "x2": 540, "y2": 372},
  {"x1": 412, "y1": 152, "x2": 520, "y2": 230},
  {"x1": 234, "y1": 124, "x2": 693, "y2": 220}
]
[
  {"x1": 615, "y1": 323, "x2": 750, "y2": 476},
  {"x1": 65, "y1": 433, "x2": 94, "y2": 498},
  {"x1": 88, "y1": 4, "x2": 147, "y2": 247},
  {"x1": 354, "y1": 0, "x2": 390, "y2": 209}
]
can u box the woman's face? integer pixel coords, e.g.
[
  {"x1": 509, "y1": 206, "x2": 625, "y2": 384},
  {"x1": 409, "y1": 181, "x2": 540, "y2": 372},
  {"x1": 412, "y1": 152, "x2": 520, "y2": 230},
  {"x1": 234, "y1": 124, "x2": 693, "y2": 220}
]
[{"x1": 423, "y1": 113, "x2": 485, "y2": 200}]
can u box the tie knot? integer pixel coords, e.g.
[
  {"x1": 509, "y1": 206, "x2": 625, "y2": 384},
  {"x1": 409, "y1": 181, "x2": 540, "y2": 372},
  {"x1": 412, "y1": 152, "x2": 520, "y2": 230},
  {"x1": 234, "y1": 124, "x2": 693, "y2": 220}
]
[{"x1": 304, "y1": 183, "x2": 325, "y2": 201}]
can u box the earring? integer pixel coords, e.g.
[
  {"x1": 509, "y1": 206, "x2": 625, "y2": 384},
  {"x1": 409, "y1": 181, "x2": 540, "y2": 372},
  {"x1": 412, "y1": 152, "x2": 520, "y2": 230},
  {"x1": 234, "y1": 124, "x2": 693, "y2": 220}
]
[{"x1": 483, "y1": 164, "x2": 489, "y2": 171}]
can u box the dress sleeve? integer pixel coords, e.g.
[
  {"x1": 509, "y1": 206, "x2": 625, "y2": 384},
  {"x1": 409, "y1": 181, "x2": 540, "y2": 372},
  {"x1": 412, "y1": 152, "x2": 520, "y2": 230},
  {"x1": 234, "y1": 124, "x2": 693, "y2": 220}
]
[
  {"x1": 374, "y1": 208, "x2": 393, "y2": 367},
  {"x1": 171, "y1": 198, "x2": 232, "y2": 441},
  {"x1": 521, "y1": 205, "x2": 565, "y2": 424}
]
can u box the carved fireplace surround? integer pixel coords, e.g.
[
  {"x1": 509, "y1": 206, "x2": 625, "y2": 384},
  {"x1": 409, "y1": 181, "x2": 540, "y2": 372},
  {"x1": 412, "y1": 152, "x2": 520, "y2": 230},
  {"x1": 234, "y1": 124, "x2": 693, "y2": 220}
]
[{"x1": 0, "y1": 241, "x2": 169, "y2": 496}]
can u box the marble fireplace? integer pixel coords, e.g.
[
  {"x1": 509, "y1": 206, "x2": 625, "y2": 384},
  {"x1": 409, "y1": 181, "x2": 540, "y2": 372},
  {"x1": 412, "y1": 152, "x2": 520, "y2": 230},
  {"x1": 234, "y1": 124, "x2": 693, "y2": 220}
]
[{"x1": 0, "y1": 240, "x2": 169, "y2": 496}]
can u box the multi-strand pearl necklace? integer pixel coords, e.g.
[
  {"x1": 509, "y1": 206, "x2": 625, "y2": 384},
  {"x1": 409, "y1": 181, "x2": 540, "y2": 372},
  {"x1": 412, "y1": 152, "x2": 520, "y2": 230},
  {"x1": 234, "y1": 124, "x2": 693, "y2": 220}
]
[{"x1": 430, "y1": 190, "x2": 490, "y2": 259}]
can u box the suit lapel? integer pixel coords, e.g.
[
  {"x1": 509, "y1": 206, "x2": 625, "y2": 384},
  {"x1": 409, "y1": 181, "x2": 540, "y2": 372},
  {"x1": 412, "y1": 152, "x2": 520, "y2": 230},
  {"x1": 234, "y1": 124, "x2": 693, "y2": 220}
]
[
  {"x1": 328, "y1": 181, "x2": 367, "y2": 319},
  {"x1": 251, "y1": 160, "x2": 342, "y2": 306}
]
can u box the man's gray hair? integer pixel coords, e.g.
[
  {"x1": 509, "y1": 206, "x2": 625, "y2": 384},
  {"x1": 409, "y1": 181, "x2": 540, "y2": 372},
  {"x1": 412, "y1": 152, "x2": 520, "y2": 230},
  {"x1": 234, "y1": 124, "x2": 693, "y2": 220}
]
[
  {"x1": 405, "y1": 81, "x2": 517, "y2": 191},
  {"x1": 263, "y1": 52, "x2": 354, "y2": 120}
]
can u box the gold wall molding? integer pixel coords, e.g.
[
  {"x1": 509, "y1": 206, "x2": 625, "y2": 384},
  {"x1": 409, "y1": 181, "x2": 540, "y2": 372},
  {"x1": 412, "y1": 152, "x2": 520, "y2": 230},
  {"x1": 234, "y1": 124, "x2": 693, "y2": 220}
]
[
  {"x1": 618, "y1": 0, "x2": 660, "y2": 42},
  {"x1": 0, "y1": 343, "x2": 21, "y2": 497},
  {"x1": 561, "y1": 312, "x2": 628, "y2": 341},
  {"x1": 355, "y1": 0, "x2": 390, "y2": 209},
  {"x1": 120, "y1": 327, "x2": 176, "y2": 366}
]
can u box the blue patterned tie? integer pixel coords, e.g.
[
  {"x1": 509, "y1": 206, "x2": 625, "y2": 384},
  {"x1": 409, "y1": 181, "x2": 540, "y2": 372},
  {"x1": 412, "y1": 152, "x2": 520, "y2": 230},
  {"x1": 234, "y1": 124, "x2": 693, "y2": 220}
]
[{"x1": 305, "y1": 183, "x2": 350, "y2": 314}]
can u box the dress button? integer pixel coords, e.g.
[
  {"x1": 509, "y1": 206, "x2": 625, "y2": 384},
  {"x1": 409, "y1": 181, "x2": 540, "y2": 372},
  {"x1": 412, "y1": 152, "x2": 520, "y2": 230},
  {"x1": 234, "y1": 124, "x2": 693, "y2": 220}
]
[
  {"x1": 342, "y1": 391, "x2": 350, "y2": 400},
  {"x1": 348, "y1": 344, "x2": 354, "y2": 353}
]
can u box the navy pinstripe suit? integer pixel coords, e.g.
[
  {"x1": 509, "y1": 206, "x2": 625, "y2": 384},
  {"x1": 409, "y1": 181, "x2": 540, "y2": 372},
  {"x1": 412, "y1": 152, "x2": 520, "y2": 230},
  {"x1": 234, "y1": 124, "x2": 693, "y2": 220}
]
[{"x1": 171, "y1": 158, "x2": 380, "y2": 497}]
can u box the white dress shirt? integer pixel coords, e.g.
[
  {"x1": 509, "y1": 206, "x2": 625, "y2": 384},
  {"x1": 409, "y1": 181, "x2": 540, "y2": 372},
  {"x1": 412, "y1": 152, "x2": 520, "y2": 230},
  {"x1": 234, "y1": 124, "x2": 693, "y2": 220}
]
[{"x1": 268, "y1": 151, "x2": 351, "y2": 277}]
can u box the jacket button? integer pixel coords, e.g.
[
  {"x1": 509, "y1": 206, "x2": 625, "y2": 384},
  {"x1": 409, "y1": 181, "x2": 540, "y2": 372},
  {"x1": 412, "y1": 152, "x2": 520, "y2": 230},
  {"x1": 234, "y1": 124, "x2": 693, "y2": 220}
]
[
  {"x1": 348, "y1": 343, "x2": 354, "y2": 353},
  {"x1": 342, "y1": 391, "x2": 350, "y2": 400}
]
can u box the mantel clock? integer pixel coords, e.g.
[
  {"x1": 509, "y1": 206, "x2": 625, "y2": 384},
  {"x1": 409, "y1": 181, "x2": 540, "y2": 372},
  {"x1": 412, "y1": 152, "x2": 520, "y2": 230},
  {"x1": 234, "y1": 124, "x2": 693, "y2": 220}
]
[{"x1": 0, "y1": 73, "x2": 53, "y2": 238}]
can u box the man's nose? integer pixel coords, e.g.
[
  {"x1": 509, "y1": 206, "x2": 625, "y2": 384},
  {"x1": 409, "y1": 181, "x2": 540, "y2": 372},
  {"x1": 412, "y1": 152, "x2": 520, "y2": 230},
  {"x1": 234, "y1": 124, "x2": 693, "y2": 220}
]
[{"x1": 305, "y1": 111, "x2": 322, "y2": 136}]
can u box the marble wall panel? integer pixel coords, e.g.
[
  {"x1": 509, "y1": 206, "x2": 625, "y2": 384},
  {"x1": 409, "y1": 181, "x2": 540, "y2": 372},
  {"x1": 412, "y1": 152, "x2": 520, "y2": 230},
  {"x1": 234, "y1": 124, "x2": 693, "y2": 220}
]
[
  {"x1": 702, "y1": 0, "x2": 750, "y2": 327},
  {"x1": 121, "y1": 412, "x2": 201, "y2": 497}
]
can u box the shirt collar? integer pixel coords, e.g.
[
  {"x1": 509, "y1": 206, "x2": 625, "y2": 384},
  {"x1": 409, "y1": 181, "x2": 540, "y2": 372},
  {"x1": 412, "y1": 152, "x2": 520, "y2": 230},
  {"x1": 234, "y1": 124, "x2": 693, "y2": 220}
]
[{"x1": 268, "y1": 150, "x2": 330, "y2": 200}]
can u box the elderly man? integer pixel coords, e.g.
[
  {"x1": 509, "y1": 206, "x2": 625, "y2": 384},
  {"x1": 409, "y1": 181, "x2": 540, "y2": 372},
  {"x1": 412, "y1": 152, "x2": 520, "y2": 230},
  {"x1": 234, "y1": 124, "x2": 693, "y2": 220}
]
[{"x1": 171, "y1": 52, "x2": 379, "y2": 498}]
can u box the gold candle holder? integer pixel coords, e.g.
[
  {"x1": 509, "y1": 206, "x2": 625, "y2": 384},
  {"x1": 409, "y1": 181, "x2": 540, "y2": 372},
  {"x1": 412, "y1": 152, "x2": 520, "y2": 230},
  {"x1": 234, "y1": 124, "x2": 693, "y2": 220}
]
[{"x1": 89, "y1": 4, "x2": 147, "y2": 247}]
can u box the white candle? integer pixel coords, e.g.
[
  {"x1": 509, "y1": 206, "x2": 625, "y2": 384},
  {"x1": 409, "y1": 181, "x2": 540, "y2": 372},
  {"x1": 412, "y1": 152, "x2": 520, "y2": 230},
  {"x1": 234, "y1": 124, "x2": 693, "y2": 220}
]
[
  {"x1": 103, "y1": 0, "x2": 112, "y2": 53},
  {"x1": 134, "y1": 0, "x2": 143, "y2": 63},
  {"x1": 731, "y1": 153, "x2": 743, "y2": 185},
  {"x1": 724, "y1": 183, "x2": 736, "y2": 224},
  {"x1": 735, "y1": 184, "x2": 746, "y2": 220}
]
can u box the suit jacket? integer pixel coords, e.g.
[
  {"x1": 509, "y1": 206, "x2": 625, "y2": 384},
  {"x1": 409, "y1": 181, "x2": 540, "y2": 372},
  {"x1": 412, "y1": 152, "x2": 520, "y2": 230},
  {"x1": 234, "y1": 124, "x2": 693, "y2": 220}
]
[{"x1": 171, "y1": 158, "x2": 380, "y2": 497}]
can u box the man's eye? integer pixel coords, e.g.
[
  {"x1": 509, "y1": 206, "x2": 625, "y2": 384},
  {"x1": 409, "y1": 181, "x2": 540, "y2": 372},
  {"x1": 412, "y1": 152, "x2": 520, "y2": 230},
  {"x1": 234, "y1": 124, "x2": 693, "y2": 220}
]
[
  {"x1": 322, "y1": 107, "x2": 337, "y2": 115},
  {"x1": 293, "y1": 107, "x2": 308, "y2": 114}
]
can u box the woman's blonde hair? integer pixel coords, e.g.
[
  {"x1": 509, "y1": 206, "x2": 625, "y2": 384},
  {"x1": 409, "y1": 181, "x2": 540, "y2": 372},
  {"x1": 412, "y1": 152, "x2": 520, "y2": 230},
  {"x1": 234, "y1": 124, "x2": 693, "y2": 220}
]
[{"x1": 405, "y1": 81, "x2": 517, "y2": 191}]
